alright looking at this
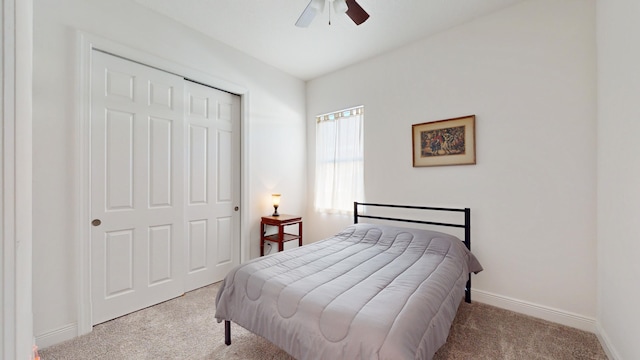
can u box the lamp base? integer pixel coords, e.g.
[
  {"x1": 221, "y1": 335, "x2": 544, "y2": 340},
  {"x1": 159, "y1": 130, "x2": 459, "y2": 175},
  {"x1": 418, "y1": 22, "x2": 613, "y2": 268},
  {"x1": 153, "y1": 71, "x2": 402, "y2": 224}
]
[{"x1": 272, "y1": 205, "x2": 279, "y2": 217}]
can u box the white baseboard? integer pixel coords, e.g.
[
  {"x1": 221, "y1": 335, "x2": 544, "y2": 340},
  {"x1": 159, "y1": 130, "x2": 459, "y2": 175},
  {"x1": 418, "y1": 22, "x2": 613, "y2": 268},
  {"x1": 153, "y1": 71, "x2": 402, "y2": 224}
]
[
  {"x1": 471, "y1": 289, "x2": 596, "y2": 333},
  {"x1": 595, "y1": 322, "x2": 621, "y2": 360},
  {"x1": 35, "y1": 322, "x2": 78, "y2": 349}
]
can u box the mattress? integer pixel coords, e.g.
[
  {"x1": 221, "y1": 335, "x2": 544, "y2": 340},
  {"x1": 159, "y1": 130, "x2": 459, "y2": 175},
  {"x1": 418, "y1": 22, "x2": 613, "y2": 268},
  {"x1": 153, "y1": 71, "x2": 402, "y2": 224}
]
[{"x1": 215, "y1": 223, "x2": 483, "y2": 360}]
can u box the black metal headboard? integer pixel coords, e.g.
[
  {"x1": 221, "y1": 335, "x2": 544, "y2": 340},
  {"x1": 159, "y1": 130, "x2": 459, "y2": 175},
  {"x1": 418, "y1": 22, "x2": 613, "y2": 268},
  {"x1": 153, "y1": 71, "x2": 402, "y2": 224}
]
[{"x1": 353, "y1": 201, "x2": 473, "y2": 303}]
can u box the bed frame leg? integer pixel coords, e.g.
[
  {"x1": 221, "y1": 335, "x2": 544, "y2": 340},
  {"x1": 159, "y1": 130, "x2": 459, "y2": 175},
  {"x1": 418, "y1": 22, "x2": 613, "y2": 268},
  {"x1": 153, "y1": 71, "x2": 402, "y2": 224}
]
[
  {"x1": 465, "y1": 275, "x2": 471, "y2": 303},
  {"x1": 225, "y1": 320, "x2": 231, "y2": 345}
]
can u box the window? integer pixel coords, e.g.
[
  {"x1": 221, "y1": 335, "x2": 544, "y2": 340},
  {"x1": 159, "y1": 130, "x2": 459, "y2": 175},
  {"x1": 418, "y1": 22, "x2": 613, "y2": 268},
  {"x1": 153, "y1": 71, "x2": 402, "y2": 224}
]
[{"x1": 314, "y1": 106, "x2": 364, "y2": 213}]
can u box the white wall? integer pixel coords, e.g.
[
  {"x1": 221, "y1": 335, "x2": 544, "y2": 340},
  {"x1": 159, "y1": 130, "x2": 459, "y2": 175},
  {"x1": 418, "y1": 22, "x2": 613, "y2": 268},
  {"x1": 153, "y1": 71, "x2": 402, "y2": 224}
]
[
  {"x1": 32, "y1": 0, "x2": 306, "y2": 347},
  {"x1": 306, "y1": 0, "x2": 597, "y2": 330},
  {"x1": 597, "y1": 0, "x2": 640, "y2": 359}
]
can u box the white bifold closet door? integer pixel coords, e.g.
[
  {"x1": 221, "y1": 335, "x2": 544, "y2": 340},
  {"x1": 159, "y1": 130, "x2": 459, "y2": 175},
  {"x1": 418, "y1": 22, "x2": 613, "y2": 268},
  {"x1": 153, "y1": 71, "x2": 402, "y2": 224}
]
[{"x1": 90, "y1": 51, "x2": 240, "y2": 325}]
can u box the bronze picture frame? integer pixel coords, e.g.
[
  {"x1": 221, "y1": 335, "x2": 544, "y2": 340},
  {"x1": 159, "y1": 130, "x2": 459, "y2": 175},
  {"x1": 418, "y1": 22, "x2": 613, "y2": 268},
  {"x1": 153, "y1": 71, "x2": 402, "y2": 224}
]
[{"x1": 412, "y1": 115, "x2": 476, "y2": 167}]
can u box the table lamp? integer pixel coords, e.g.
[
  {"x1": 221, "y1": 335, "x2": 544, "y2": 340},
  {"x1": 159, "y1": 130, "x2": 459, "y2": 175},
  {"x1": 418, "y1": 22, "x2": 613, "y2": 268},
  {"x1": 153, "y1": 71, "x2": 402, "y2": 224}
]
[{"x1": 272, "y1": 194, "x2": 281, "y2": 216}]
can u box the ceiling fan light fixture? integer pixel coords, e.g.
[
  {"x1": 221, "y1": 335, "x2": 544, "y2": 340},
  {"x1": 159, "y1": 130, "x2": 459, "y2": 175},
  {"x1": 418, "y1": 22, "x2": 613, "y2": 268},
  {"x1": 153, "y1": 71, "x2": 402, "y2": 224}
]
[
  {"x1": 333, "y1": 0, "x2": 348, "y2": 14},
  {"x1": 311, "y1": 0, "x2": 325, "y2": 12}
]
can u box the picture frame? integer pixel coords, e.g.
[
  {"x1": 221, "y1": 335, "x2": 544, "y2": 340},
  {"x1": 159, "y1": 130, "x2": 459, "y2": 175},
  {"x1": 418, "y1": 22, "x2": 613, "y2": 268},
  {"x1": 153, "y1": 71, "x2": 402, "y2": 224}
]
[{"x1": 412, "y1": 115, "x2": 476, "y2": 167}]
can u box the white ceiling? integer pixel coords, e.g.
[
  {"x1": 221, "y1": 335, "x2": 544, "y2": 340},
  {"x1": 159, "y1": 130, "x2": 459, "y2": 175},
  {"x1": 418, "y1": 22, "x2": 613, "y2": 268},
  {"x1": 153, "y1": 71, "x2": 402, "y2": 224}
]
[{"x1": 133, "y1": 0, "x2": 526, "y2": 81}]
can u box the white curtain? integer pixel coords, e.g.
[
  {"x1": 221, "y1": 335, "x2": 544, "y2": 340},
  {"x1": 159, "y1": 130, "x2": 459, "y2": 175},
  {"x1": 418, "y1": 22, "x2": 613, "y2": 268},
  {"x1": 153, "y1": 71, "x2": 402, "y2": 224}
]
[{"x1": 314, "y1": 107, "x2": 364, "y2": 213}]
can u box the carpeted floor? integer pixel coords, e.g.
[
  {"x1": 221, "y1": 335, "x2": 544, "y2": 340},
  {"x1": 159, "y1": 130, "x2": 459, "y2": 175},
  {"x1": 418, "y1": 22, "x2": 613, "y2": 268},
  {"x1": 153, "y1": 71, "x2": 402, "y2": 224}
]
[{"x1": 39, "y1": 282, "x2": 607, "y2": 359}]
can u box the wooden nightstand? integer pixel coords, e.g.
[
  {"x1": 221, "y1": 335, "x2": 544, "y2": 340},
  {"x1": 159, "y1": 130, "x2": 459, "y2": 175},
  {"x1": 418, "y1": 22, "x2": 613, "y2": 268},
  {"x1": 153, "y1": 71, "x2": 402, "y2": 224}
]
[{"x1": 260, "y1": 215, "x2": 302, "y2": 256}]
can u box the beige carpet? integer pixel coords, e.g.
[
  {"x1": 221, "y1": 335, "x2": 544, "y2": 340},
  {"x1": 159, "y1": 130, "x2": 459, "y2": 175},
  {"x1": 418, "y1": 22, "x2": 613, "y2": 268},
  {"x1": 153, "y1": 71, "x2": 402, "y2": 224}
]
[{"x1": 40, "y1": 283, "x2": 607, "y2": 359}]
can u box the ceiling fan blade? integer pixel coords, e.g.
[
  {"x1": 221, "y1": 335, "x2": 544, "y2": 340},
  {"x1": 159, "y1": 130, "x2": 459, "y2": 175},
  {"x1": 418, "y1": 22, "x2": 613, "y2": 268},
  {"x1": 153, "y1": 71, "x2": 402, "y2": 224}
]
[
  {"x1": 345, "y1": 0, "x2": 369, "y2": 25},
  {"x1": 295, "y1": 0, "x2": 325, "y2": 28}
]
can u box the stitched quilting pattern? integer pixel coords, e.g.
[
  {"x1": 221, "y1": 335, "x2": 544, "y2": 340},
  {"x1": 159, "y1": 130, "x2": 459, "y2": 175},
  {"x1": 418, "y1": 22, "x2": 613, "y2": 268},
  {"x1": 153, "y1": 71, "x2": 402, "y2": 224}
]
[{"x1": 215, "y1": 223, "x2": 478, "y2": 360}]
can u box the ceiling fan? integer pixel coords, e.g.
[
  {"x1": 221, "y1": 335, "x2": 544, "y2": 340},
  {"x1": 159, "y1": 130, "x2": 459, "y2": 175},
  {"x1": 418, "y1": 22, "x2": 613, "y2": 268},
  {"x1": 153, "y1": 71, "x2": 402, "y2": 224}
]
[{"x1": 295, "y1": 0, "x2": 370, "y2": 27}]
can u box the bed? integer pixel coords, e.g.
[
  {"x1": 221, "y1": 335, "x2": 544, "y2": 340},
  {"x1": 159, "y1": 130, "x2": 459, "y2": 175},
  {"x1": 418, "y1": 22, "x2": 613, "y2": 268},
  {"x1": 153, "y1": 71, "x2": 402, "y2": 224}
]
[{"x1": 215, "y1": 202, "x2": 483, "y2": 359}]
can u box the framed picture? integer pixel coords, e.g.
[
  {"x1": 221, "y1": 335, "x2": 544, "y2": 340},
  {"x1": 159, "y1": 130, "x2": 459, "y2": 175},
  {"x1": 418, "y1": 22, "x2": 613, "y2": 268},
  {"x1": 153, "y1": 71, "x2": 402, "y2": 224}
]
[{"x1": 412, "y1": 115, "x2": 476, "y2": 167}]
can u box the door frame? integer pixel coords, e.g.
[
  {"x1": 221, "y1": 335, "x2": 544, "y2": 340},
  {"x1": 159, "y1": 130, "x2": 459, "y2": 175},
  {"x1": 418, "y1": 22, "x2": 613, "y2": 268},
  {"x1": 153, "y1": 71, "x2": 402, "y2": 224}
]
[
  {"x1": 76, "y1": 32, "x2": 250, "y2": 335},
  {"x1": 2, "y1": 0, "x2": 33, "y2": 357}
]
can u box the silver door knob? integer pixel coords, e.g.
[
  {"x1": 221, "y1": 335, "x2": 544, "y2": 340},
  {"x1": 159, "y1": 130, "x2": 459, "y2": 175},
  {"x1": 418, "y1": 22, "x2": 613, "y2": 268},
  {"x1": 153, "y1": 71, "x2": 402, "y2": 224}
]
[{"x1": 91, "y1": 219, "x2": 102, "y2": 226}]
